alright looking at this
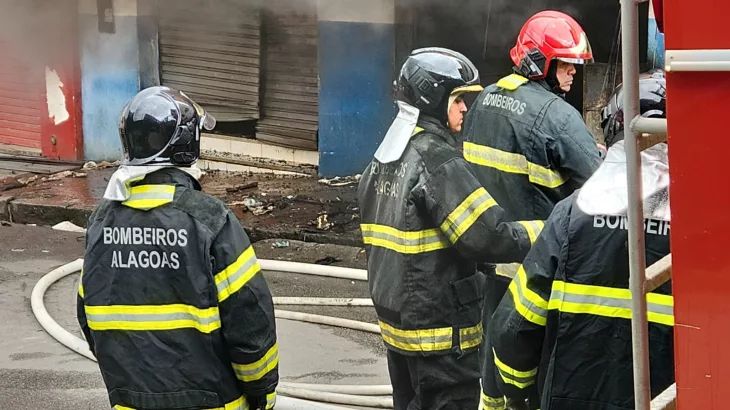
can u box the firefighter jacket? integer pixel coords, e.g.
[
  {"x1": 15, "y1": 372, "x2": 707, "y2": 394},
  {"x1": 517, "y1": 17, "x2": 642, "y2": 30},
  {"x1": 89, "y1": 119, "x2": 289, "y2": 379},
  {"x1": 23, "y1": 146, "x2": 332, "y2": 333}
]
[
  {"x1": 77, "y1": 168, "x2": 278, "y2": 410},
  {"x1": 461, "y1": 74, "x2": 601, "y2": 221},
  {"x1": 358, "y1": 115, "x2": 543, "y2": 357},
  {"x1": 489, "y1": 195, "x2": 674, "y2": 410}
]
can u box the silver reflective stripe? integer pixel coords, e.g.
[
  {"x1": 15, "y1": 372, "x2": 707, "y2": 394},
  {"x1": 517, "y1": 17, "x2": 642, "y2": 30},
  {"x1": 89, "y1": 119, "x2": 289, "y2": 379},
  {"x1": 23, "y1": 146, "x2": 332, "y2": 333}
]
[
  {"x1": 233, "y1": 352, "x2": 279, "y2": 379},
  {"x1": 363, "y1": 229, "x2": 446, "y2": 247},
  {"x1": 215, "y1": 255, "x2": 259, "y2": 295},
  {"x1": 380, "y1": 327, "x2": 452, "y2": 346},
  {"x1": 441, "y1": 190, "x2": 495, "y2": 240},
  {"x1": 126, "y1": 192, "x2": 173, "y2": 201},
  {"x1": 512, "y1": 269, "x2": 549, "y2": 318},
  {"x1": 86, "y1": 312, "x2": 220, "y2": 325}
]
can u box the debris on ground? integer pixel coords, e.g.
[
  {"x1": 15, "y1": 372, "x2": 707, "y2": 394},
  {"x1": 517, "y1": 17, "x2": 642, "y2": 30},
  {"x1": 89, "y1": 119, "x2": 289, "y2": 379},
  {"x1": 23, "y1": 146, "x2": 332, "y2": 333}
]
[
  {"x1": 318, "y1": 175, "x2": 361, "y2": 187},
  {"x1": 225, "y1": 181, "x2": 258, "y2": 193},
  {"x1": 42, "y1": 170, "x2": 87, "y2": 182},
  {"x1": 1, "y1": 221, "x2": 11, "y2": 226},
  {"x1": 315, "y1": 256, "x2": 342, "y2": 265},
  {"x1": 271, "y1": 240, "x2": 290, "y2": 249},
  {"x1": 316, "y1": 214, "x2": 333, "y2": 231},
  {"x1": 52, "y1": 221, "x2": 87, "y2": 233},
  {"x1": 83, "y1": 160, "x2": 119, "y2": 170}
]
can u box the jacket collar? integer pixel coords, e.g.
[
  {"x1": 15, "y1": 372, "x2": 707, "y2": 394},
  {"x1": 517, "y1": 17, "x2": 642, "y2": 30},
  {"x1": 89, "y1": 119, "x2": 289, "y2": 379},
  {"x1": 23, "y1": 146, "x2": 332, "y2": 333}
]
[
  {"x1": 417, "y1": 115, "x2": 458, "y2": 148},
  {"x1": 133, "y1": 168, "x2": 202, "y2": 191}
]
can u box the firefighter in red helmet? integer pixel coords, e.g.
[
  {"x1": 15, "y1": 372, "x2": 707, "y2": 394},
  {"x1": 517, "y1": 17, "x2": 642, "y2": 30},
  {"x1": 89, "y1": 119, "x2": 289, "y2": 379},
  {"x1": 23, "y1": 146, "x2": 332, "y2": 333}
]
[{"x1": 460, "y1": 11, "x2": 603, "y2": 410}]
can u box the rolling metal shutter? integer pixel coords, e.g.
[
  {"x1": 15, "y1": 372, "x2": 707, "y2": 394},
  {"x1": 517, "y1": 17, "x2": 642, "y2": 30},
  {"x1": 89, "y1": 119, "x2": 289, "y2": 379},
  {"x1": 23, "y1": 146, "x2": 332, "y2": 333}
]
[
  {"x1": 0, "y1": 37, "x2": 43, "y2": 149},
  {"x1": 257, "y1": 0, "x2": 318, "y2": 150},
  {"x1": 158, "y1": 0, "x2": 261, "y2": 121}
]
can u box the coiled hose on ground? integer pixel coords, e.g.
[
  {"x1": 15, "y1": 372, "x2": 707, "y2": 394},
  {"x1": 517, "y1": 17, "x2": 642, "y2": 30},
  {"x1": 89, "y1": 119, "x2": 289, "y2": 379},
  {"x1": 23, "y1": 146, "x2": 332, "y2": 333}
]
[{"x1": 31, "y1": 259, "x2": 393, "y2": 409}]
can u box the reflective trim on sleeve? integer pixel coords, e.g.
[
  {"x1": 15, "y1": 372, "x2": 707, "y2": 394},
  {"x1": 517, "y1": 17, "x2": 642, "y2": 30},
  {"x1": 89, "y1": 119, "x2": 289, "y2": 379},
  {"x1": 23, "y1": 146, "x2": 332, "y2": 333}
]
[
  {"x1": 508, "y1": 266, "x2": 549, "y2": 326},
  {"x1": 232, "y1": 342, "x2": 279, "y2": 383},
  {"x1": 215, "y1": 246, "x2": 261, "y2": 303},
  {"x1": 265, "y1": 392, "x2": 276, "y2": 409},
  {"x1": 548, "y1": 281, "x2": 674, "y2": 326},
  {"x1": 481, "y1": 391, "x2": 506, "y2": 410},
  {"x1": 361, "y1": 224, "x2": 450, "y2": 254},
  {"x1": 85, "y1": 304, "x2": 221, "y2": 333},
  {"x1": 517, "y1": 220, "x2": 545, "y2": 244},
  {"x1": 493, "y1": 349, "x2": 537, "y2": 389},
  {"x1": 463, "y1": 142, "x2": 568, "y2": 189},
  {"x1": 78, "y1": 268, "x2": 84, "y2": 298},
  {"x1": 114, "y1": 396, "x2": 251, "y2": 410},
  {"x1": 121, "y1": 184, "x2": 176, "y2": 210},
  {"x1": 459, "y1": 322, "x2": 483, "y2": 350},
  {"x1": 440, "y1": 187, "x2": 497, "y2": 244}
]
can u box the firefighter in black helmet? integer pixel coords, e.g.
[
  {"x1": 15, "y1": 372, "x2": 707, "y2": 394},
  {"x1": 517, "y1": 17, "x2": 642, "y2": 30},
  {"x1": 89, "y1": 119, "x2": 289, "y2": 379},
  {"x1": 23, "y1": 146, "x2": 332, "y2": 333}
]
[
  {"x1": 358, "y1": 48, "x2": 543, "y2": 409},
  {"x1": 489, "y1": 74, "x2": 673, "y2": 410},
  {"x1": 78, "y1": 86, "x2": 278, "y2": 410}
]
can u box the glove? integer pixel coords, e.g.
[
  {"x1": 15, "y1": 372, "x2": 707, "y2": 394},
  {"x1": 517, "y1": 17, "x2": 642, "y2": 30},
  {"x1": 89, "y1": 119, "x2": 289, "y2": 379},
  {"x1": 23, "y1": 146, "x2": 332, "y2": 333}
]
[{"x1": 247, "y1": 394, "x2": 274, "y2": 410}]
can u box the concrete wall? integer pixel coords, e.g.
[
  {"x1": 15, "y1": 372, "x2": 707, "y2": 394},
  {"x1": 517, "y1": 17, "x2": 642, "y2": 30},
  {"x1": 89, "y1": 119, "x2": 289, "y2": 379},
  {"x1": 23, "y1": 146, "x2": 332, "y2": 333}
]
[
  {"x1": 79, "y1": 0, "x2": 141, "y2": 161},
  {"x1": 317, "y1": 0, "x2": 396, "y2": 177}
]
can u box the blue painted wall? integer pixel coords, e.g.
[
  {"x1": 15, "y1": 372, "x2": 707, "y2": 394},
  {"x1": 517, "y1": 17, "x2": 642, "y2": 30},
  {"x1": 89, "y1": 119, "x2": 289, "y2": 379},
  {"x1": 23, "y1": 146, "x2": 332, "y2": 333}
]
[
  {"x1": 648, "y1": 18, "x2": 665, "y2": 70},
  {"x1": 79, "y1": 1, "x2": 140, "y2": 161},
  {"x1": 318, "y1": 21, "x2": 396, "y2": 177}
]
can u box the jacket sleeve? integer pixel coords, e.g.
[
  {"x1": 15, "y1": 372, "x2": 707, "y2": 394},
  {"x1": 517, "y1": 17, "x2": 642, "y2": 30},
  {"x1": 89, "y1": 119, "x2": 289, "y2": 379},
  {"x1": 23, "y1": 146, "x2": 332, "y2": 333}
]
[
  {"x1": 548, "y1": 108, "x2": 602, "y2": 187},
  {"x1": 76, "y1": 267, "x2": 95, "y2": 356},
  {"x1": 420, "y1": 157, "x2": 541, "y2": 263},
  {"x1": 489, "y1": 198, "x2": 572, "y2": 399},
  {"x1": 211, "y1": 211, "x2": 278, "y2": 406}
]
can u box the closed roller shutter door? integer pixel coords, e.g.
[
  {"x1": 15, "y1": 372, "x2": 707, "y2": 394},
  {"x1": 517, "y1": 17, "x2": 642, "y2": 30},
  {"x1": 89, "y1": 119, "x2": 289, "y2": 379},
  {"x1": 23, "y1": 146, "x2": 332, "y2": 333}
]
[
  {"x1": 0, "y1": 37, "x2": 43, "y2": 149},
  {"x1": 158, "y1": 0, "x2": 261, "y2": 121},
  {"x1": 257, "y1": 0, "x2": 318, "y2": 150}
]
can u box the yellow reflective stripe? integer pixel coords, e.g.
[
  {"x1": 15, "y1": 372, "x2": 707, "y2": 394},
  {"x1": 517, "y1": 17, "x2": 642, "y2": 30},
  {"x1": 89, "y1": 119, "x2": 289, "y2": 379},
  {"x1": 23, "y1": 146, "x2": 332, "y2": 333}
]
[
  {"x1": 114, "y1": 406, "x2": 135, "y2": 410},
  {"x1": 361, "y1": 224, "x2": 450, "y2": 254},
  {"x1": 463, "y1": 142, "x2": 568, "y2": 188},
  {"x1": 518, "y1": 220, "x2": 545, "y2": 244},
  {"x1": 78, "y1": 268, "x2": 84, "y2": 298},
  {"x1": 481, "y1": 391, "x2": 506, "y2": 410},
  {"x1": 496, "y1": 74, "x2": 529, "y2": 90},
  {"x1": 412, "y1": 126, "x2": 424, "y2": 136},
  {"x1": 495, "y1": 263, "x2": 519, "y2": 279},
  {"x1": 493, "y1": 349, "x2": 537, "y2": 389},
  {"x1": 265, "y1": 392, "x2": 276, "y2": 409},
  {"x1": 440, "y1": 187, "x2": 497, "y2": 244},
  {"x1": 232, "y1": 342, "x2": 279, "y2": 382},
  {"x1": 379, "y1": 320, "x2": 453, "y2": 352},
  {"x1": 549, "y1": 281, "x2": 674, "y2": 326},
  {"x1": 508, "y1": 266, "x2": 549, "y2": 326},
  {"x1": 215, "y1": 246, "x2": 261, "y2": 303},
  {"x1": 122, "y1": 184, "x2": 176, "y2": 210},
  {"x1": 85, "y1": 304, "x2": 221, "y2": 333},
  {"x1": 459, "y1": 322, "x2": 484, "y2": 350}
]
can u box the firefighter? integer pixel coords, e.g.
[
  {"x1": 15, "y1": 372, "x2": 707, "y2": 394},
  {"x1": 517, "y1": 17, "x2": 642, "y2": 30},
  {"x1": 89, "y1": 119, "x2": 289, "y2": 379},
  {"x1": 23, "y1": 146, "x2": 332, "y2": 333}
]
[
  {"x1": 459, "y1": 11, "x2": 603, "y2": 408},
  {"x1": 489, "y1": 74, "x2": 673, "y2": 410},
  {"x1": 358, "y1": 47, "x2": 542, "y2": 410},
  {"x1": 77, "y1": 87, "x2": 278, "y2": 410}
]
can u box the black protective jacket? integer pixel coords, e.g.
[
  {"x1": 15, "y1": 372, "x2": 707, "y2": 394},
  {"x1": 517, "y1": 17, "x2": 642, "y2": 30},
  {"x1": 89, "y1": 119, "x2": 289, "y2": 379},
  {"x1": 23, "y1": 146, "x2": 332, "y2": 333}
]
[
  {"x1": 358, "y1": 116, "x2": 541, "y2": 357},
  {"x1": 78, "y1": 168, "x2": 278, "y2": 410},
  {"x1": 490, "y1": 194, "x2": 674, "y2": 410},
  {"x1": 462, "y1": 74, "x2": 601, "y2": 221}
]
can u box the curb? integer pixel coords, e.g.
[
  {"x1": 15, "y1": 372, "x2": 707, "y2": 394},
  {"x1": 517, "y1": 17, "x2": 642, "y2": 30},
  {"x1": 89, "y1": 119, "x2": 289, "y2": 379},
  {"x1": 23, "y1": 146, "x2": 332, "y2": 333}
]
[{"x1": 0, "y1": 197, "x2": 363, "y2": 248}]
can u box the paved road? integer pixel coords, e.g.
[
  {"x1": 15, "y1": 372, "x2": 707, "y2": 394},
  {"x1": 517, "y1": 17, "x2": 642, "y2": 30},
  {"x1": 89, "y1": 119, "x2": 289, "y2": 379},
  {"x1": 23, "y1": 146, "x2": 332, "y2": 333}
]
[{"x1": 0, "y1": 223, "x2": 388, "y2": 409}]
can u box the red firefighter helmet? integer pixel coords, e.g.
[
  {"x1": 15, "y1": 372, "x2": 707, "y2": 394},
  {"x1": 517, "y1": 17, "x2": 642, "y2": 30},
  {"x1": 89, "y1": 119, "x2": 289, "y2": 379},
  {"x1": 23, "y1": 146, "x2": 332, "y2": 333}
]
[{"x1": 510, "y1": 10, "x2": 594, "y2": 80}]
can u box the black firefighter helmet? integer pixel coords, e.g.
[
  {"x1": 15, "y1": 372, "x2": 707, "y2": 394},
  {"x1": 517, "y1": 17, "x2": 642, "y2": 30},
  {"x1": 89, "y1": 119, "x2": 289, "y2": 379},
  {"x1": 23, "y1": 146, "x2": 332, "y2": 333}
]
[
  {"x1": 601, "y1": 72, "x2": 666, "y2": 148},
  {"x1": 394, "y1": 47, "x2": 481, "y2": 126},
  {"x1": 119, "y1": 86, "x2": 216, "y2": 166}
]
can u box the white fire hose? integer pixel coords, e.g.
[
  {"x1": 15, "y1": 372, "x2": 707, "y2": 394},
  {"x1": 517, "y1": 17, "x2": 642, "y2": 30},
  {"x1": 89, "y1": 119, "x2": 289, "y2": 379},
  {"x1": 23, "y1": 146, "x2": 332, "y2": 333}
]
[{"x1": 31, "y1": 259, "x2": 393, "y2": 409}]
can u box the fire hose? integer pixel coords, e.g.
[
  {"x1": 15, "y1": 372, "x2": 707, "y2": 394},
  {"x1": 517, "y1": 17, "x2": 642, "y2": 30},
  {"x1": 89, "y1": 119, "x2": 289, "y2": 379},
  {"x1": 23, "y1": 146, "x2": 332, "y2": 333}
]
[{"x1": 31, "y1": 258, "x2": 393, "y2": 409}]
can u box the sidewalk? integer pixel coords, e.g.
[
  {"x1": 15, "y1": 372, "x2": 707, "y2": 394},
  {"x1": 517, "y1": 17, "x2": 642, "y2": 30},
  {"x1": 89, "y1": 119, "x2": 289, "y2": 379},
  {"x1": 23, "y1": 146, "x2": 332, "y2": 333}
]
[{"x1": 0, "y1": 165, "x2": 363, "y2": 247}]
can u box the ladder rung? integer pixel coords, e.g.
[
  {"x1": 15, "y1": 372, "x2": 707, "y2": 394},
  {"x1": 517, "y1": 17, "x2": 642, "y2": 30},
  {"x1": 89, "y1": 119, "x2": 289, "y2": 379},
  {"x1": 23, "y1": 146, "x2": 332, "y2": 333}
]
[
  {"x1": 650, "y1": 383, "x2": 676, "y2": 410},
  {"x1": 666, "y1": 49, "x2": 730, "y2": 72},
  {"x1": 632, "y1": 117, "x2": 667, "y2": 151},
  {"x1": 646, "y1": 253, "x2": 672, "y2": 292}
]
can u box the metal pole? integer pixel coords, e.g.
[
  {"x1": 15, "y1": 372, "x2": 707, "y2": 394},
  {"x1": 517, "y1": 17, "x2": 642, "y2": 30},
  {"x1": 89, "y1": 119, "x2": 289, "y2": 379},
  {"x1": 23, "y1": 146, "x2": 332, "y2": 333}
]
[{"x1": 620, "y1": 0, "x2": 651, "y2": 408}]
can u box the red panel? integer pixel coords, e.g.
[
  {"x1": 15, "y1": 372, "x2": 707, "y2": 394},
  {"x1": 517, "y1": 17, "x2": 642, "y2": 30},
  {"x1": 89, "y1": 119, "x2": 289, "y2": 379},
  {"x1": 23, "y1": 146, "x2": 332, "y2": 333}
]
[
  {"x1": 665, "y1": 2, "x2": 730, "y2": 407},
  {"x1": 0, "y1": 1, "x2": 82, "y2": 160}
]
